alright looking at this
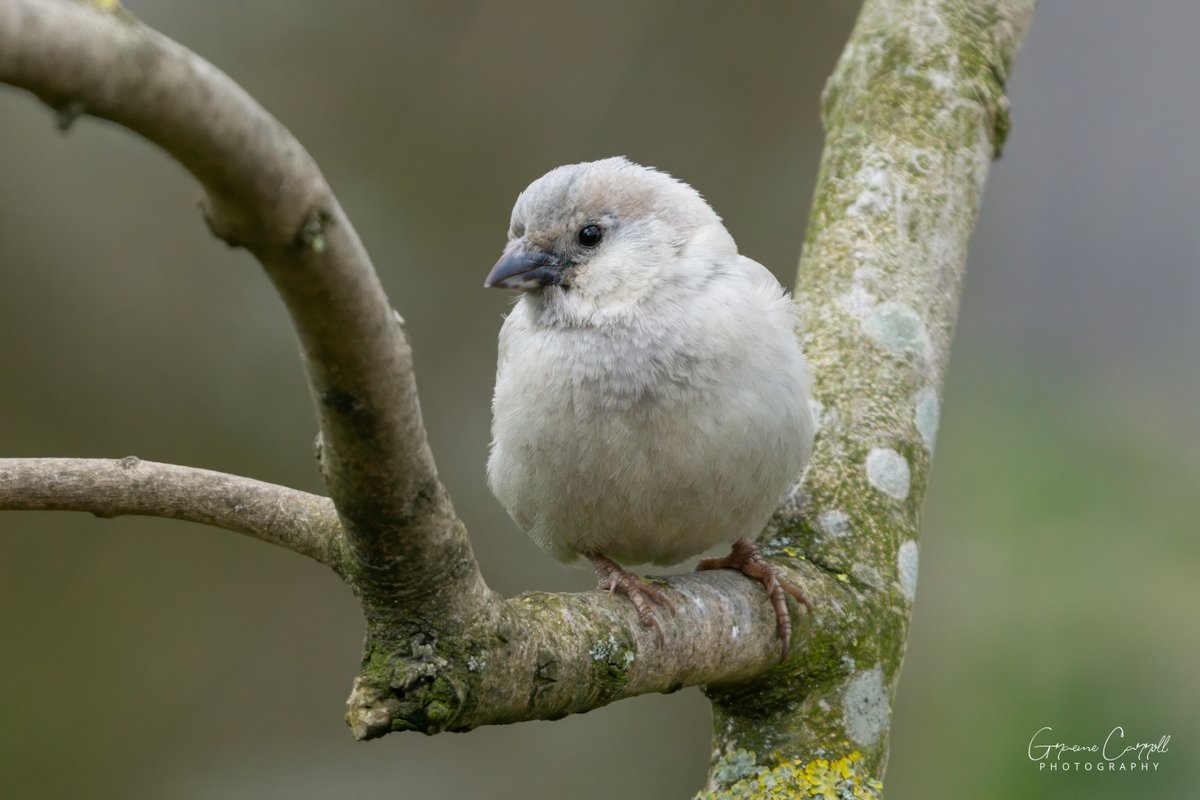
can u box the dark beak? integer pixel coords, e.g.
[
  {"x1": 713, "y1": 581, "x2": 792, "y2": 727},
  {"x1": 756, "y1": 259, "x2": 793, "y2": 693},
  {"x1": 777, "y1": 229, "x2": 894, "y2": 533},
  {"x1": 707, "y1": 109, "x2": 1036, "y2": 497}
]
[{"x1": 484, "y1": 246, "x2": 565, "y2": 290}]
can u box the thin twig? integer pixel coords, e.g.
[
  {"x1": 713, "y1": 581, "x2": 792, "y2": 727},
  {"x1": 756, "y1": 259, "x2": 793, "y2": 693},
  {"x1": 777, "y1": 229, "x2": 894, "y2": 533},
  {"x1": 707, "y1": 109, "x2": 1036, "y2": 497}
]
[{"x1": 0, "y1": 457, "x2": 345, "y2": 570}]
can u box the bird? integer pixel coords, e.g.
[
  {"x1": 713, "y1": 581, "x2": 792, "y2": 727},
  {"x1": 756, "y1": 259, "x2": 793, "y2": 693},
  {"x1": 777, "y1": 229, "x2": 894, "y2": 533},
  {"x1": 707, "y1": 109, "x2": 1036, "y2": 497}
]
[{"x1": 484, "y1": 157, "x2": 815, "y2": 656}]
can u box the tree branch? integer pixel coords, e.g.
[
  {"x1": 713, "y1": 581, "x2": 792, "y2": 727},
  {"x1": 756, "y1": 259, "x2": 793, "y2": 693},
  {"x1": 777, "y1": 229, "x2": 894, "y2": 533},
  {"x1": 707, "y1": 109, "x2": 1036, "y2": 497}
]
[
  {"x1": 0, "y1": 0, "x2": 479, "y2": 610},
  {"x1": 0, "y1": 457, "x2": 346, "y2": 570},
  {"x1": 345, "y1": 565, "x2": 831, "y2": 738},
  {"x1": 696, "y1": 0, "x2": 1035, "y2": 795}
]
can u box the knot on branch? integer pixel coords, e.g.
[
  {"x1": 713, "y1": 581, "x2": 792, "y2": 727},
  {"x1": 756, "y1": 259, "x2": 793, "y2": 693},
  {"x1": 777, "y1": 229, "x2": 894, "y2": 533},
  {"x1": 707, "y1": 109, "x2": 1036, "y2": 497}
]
[
  {"x1": 292, "y1": 207, "x2": 333, "y2": 253},
  {"x1": 983, "y1": 62, "x2": 1013, "y2": 159},
  {"x1": 345, "y1": 637, "x2": 468, "y2": 740},
  {"x1": 199, "y1": 195, "x2": 247, "y2": 249},
  {"x1": 53, "y1": 99, "x2": 86, "y2": 131}
]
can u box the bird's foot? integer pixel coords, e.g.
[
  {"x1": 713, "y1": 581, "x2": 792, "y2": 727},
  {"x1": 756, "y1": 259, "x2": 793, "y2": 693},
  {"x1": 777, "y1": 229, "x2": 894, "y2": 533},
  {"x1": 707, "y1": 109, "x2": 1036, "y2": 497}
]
[
  {"x1": 591, "y1": 555, "x2": 676, "y2": 644},
  {"x1": 697, "y1": 537, "x2": 812, "y2": 660}
]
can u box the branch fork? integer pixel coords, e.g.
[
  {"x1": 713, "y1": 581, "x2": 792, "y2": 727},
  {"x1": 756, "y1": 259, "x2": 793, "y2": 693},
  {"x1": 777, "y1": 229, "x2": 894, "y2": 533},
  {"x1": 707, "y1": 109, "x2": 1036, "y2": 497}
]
[{"x1": 0, "y1": 0, "x2": 1034, "y2": 793}]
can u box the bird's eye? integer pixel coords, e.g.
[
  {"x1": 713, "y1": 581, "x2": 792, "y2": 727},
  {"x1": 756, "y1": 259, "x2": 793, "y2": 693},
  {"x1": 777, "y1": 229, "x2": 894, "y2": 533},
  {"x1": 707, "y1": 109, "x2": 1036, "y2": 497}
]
[{"x1": 577, "y1": 224, "x2": 603, "y2": 248}]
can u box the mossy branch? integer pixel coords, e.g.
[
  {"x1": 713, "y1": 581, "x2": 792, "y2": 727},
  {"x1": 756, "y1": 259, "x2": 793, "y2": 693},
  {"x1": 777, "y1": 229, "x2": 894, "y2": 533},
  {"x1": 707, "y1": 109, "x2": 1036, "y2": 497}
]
[{"x1": 696, "y1": 0, "x2": 1034, "y2": 796}]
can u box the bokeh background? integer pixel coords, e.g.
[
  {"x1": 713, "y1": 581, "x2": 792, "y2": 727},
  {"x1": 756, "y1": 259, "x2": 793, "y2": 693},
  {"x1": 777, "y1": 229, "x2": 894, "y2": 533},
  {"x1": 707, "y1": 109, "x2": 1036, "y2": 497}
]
[{"x1": 1, "y1": 1, "x2": 1196, "y2": 797}]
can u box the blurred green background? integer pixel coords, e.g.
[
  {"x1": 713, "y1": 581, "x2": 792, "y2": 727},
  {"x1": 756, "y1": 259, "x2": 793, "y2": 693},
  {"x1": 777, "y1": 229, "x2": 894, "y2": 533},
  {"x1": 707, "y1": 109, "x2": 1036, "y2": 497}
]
[{"x1": 1, "y1": 1, "x2": 1196, "y2": 797}]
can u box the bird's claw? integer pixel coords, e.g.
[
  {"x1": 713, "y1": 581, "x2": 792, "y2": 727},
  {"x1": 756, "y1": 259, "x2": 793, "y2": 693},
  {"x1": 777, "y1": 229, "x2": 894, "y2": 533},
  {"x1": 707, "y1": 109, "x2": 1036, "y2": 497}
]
[
  {"x1": 697, "y1": 537, "x2": 811, "y2": 660},
  {"x1": 591, "y1": 555, "x2": 676, "y2": 644}
]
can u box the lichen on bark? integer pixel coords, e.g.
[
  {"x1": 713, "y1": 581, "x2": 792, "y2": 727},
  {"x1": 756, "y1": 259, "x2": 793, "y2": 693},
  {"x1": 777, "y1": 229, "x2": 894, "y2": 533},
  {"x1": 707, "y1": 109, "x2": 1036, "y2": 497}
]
[{"x1": 697, "y1": 0, "x2": 1035, "y2": 794}]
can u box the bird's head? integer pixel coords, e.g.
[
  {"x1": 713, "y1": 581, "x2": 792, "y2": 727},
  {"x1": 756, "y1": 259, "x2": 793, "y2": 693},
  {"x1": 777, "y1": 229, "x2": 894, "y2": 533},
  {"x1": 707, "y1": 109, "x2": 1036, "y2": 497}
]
[{"x1": 485, "y1": 157, "x2": 736, "y2": 313}]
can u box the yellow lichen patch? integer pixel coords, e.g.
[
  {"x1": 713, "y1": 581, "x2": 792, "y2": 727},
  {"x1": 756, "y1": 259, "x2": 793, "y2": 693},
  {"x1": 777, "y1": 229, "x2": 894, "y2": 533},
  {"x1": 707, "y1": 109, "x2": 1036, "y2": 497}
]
[
  {"x1": 796, "y1": 753, "x2": 882, "y2": 799},
  {"x1": 76, "y1": 0, "x2": 138, "y2": 21},
  {"x1": 702, "y1": 750, "x2": 883, "y2": 800}
]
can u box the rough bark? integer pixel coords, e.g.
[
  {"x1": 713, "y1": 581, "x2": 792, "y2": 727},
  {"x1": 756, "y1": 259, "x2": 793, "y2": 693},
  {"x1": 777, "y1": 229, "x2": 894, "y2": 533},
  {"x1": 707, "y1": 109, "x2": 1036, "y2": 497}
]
[
  {"x1": 0, "y1": 0, "x2": 1033, "y2": 794},
  {"x1": 697, "y1": 1, "x2": 1035, "y2": 795}
]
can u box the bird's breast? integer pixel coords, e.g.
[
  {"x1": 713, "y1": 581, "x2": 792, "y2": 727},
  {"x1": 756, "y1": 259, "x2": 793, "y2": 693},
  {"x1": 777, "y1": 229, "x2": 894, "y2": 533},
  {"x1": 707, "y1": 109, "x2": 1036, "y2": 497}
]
[{"x1": 488, "y1": 312, "x2": 810, "y2": 567}]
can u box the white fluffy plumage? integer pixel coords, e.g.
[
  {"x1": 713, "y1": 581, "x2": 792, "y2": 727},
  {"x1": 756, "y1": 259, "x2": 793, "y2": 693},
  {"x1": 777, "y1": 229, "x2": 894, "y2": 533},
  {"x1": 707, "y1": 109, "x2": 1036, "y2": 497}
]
[{"x1": 485, "y1": 157, "x2": 815, "y2": 571}]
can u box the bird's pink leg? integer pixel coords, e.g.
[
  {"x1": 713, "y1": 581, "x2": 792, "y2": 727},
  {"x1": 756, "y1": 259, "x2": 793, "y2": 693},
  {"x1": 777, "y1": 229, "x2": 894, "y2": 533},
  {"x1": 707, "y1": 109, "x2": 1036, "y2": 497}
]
[
  {"x1": 590, "y1": 555, "x2": 676, "y2": 644},
  {"x1": 697, "y1": 537, "x2": 812, "y2": 660}
]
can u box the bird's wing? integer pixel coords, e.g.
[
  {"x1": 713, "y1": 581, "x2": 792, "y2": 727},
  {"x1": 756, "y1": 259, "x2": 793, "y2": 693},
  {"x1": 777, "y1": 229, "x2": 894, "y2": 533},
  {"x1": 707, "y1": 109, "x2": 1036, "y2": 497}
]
[
  {"x1": 735, "y1": 254, "x2": 786, "y2": 294},
  {"x1": 734, "y1": 255, "x2": 795, "y2": 314}
]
